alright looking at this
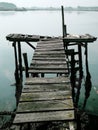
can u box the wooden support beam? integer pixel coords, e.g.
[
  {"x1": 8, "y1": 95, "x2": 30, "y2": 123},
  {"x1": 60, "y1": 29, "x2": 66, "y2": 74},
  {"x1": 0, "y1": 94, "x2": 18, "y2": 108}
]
[
  {"x1": 18, "y1": 41, "x2": 23, "y2": 81},
  {"x1": 26, "y1": 41, "x2": 36, "y2": 50},
  {"x1": 12, "y1": 41, "x2": 19, "y2": 83},
  {"x1": 23, "y1": 53, "x2": 29, "y2": 77},
  {"x1": 78, "y1": 44, "x2": 83, "y2": 78}
]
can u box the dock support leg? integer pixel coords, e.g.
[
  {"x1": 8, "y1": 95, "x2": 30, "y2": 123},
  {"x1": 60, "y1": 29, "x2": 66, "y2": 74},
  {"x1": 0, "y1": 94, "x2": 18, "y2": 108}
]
[
  {"x1": 70, "y1": 50, "x2": 75, "y2": 102},
  {"x1": 65, "y1": 49, "x2": 76, "y2": 102},
  {"x1": 23, "y1": 53, "x2": 29, "y2": 77},
  {"x1": 78, "y1": 44, "x2": 83, "y2": 78},
  {"x1": 18, "y1": 41, "x2": 23, "y2": 81},
  {"x1": 13, "y1": 42, "x2": 19, "y2": 83}
]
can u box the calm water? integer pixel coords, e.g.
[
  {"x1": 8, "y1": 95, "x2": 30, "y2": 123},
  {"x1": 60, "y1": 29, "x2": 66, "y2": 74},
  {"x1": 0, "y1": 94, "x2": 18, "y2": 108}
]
[{"x1": 0, "y1": 11, "x2": 98, "y2": 115}]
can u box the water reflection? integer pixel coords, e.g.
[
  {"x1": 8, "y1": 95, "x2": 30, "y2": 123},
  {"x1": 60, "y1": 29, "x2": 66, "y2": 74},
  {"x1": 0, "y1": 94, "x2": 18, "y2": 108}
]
[
  {"x1": 83, "y1": 44, "x2": 92, "y2": 109},
  {"x1": 0, "y1": 11, "x2": 16, "y2": 16}
]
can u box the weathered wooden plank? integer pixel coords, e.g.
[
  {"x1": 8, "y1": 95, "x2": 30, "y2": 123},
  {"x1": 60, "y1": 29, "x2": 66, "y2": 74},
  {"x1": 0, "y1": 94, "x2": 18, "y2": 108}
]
[
  {"x1": 37, "y1": 41, "x2": 63, "y2": 44},
  {"x1": 17, "y1": 99, "x2": 74, "y2": 112},
  {"x1": 13, "y1": 110, "x2": 74, "y2": 124},
  {"x1": 22, "y1": 84, "x2": 71, "y2": 93},
  {"x1": 38, "y1": 39, "x2": 62, "y2": 44},
  {"x1": 34, "y1": 51, "x2": 65, "y2": 55},
  {"x1": 37, "y1": 41, "x2": 63, "y2": 45},
  {"x1": 28, "y1": 69, "x2": 68, "y2": 74},
  {"x1": 29, "y1": 64, "x2": 67, "y2": 70},
  {"x1": 25, "y1": 77, "x2": 70, "y2": 85},
  {"x1": 6, "y1": 34, "x2": 53, "y2": 42},
  {"x1": 33, "y1": 54, "x2": 66, "y2": 58},
  {"x1": 63, "y1": 34, "x2": 97, "y2": 43},
  {"x1": 20, "y1": 91, "x2": 71, "y2": 102},
  {"x1": 35, "y1": 48, "x2": 64, "y2": 52},
  {"x1": 32, "y1": 57, "x2": 66, "y2": 61},
  {"x1": 37, "y1": 43, "x2": 63, "y2": 47},
  {"x1": 31, "y1": 60, "x2": 67, "y2": 65}
]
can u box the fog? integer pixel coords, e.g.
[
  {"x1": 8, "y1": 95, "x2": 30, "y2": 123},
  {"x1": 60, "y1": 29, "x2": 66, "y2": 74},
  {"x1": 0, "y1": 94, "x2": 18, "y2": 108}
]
[{"x1": 0, "y1": 0, "x2": 98, "y2": 7}]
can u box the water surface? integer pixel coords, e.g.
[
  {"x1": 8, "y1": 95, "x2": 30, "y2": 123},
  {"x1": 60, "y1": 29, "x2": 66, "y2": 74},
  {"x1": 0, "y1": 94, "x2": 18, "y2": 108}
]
[{"x1": 0, "y1": 10, "x2": 98, "y2": 115}]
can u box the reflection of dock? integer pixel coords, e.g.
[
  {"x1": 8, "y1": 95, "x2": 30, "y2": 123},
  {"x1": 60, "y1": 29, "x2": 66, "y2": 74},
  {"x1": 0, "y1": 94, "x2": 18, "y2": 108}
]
[{"x1": 6, "y1": 33, "x2": 96, "y2": 129}]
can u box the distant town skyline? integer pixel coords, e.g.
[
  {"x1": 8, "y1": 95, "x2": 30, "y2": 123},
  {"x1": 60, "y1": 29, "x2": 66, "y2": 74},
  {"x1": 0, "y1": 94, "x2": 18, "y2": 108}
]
[{"x1": 0, "y1": 0, "x2": 98, "y2": 7}]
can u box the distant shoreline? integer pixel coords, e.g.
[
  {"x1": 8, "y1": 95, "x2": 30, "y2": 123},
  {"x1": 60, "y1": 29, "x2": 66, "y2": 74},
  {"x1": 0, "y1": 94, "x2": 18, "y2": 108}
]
[
  {"x1": 0, "y1": 8, "x2": 98, "y2": 12},
  {"x1": 0, "y1": 2, "x2": 98, "y2": 12}
]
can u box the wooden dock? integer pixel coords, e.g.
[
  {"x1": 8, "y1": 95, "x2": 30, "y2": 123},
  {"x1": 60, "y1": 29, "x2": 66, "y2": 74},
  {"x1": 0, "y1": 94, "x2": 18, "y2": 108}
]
[
  {"x1": 3, "y1": 5, "x2": 97, "y2": 130},
  {"x1": 6, "y1": 33, "x2": 96, "y2": 130},
  {"x1": 17, "y1": 39, "x2": 74, "y2": 127},
  {"x1": 6, "y1": 34, "x2": 75, "y2": 129}
]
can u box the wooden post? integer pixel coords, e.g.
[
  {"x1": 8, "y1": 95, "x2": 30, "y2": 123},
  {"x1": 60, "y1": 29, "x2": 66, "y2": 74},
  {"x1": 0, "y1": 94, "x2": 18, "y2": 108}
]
[
  {"x1": 23, "y1": 53, "x2": 29, "y2": 77},
  {"x1": 61, "y1": 6, "x2": 67, "y2": 37},
  {"x1": 65, "y1": 49, "x2": 75, "y2": 101},
  {"x1": 70, "y1": 49, "x2": 75, "y2": 102},
  {"x1": 17, "y1": 41, "x2": 23, "y2": 81},
  {"x1": 78, "y1": 44, "x2": 83, "y2": 78},
  {"x1": 83, "y1": 43, "x2": 92, "y2": 109},
  {"x1": 12, "y1": 42, "x2": 19, "y2": 83}
]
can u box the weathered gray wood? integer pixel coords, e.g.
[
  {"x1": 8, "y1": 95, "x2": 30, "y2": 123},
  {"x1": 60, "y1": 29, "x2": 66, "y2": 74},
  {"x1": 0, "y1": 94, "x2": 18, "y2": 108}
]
[
  {"x1": 28, "y1": 69, "x2": 68, "y2": 74},
  {"x1": 33, "y1": 54, "x2": 66, "y2": 58},
  {"x1": 7, "y1": 34, "x2": 76, "y2": 125},
  {"x1": 37, "y1": 44, "x2": 63, "y2": 48},
  {"x1": 38, "y1": 39, "x2": 62, "y2": 44},
  {"x1": 37, "y1": 41, "x2": 63, "y2": 45},
  {"x1": 29, "y1": 64, "x2": 67, "y2": 69},
  {"x1": 20, "y1": 91, "x2": 71, "y2": 102},
  {"x1": 13, "y1": 110, "x2": 74, "y2": 124},
  {"x1": 37, "y1": 42, "x2": 63, "y2": 45},
  {"x1": 35, "y1": 50, "x2": 65, "y2": 55},
  {"x1": 32, "y1": 57, "x2": 66, "y2": 61},
  {"x1": 6, "y1": 34, "x2": 53, "y2": 42},
  {"x1": 35, "y1": 48, "x2": 64, "y2": 52},
  {"x1": 63, "y1": 34, "x2": 97, "y2": 43},
  {"x1": 25, "y1": 77, "x2": 70, "y2": 85},
  {"x1": 17, "y1": 99, "x2": 74, "y2": 112},
  {"x1": 22, "y1": 84, "x2": 71, "y2": 93},
  {"x1": 31, "y1": 60, "x2": 67, "y2": 65}
]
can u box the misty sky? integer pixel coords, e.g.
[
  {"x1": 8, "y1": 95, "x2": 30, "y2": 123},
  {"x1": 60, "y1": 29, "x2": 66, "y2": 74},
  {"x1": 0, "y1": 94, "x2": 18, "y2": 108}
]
[{"x1": 1, "y1": 0, "x2": 98, "y2": 7}]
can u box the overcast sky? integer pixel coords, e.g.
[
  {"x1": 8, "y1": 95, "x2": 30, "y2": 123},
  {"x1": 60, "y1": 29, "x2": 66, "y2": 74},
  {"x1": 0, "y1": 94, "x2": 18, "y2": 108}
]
[{"x1": 1, "y1": 0, "x2": 98, "y2": 7}]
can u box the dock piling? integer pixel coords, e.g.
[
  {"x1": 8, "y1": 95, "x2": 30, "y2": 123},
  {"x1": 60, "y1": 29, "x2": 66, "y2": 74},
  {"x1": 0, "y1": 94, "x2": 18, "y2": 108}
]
[{"x1": 23, "y1": 53, "x2": 29, "y2": 77}]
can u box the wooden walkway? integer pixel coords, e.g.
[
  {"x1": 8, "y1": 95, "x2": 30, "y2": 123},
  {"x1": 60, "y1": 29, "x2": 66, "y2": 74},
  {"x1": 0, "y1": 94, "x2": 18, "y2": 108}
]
[
  {"x1": 13, "y1": 38, "x2": 75, "y2": 126},
  {"x1": 6, "y1": 33, "x2": 97, "y2": 129}
]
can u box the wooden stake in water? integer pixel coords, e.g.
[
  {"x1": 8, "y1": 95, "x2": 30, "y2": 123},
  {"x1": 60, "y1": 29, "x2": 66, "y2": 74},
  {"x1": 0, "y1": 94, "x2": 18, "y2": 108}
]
[{"x1": 61, "y1": 5, "x2": 67, "y2": 37}]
